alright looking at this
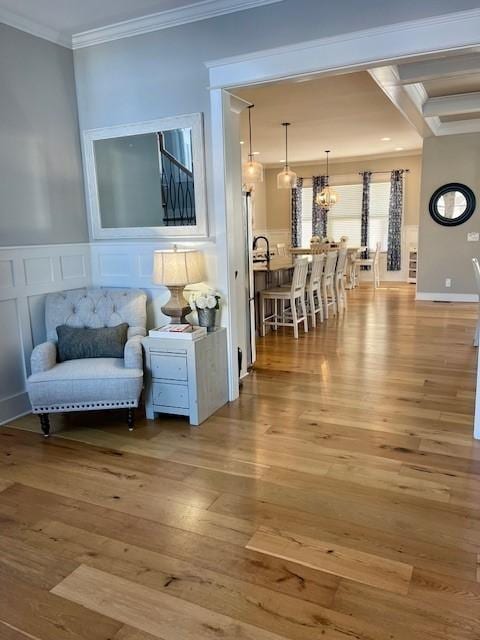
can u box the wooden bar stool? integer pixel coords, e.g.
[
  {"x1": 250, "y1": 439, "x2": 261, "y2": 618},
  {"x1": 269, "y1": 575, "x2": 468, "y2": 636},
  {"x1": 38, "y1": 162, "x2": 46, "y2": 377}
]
[{"x1": 260, "y1": 258, "x2": 309, "y2": 339}]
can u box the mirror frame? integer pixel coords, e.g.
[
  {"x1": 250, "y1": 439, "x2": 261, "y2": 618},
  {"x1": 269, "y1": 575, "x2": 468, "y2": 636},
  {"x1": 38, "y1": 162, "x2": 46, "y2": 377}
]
[
  {"x1": 428, "y1": 182, "x2": 476, "y2": 227},
  {"x1": 83, "y1": 113, "x2": 208, "y2": 240}
]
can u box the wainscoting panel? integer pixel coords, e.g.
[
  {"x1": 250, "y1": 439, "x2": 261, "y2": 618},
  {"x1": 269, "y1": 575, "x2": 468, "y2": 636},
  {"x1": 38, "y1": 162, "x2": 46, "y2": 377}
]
[
  {"x1": 0, "y1": 243, "x2": 91, "y2": 425},
  {"x1": 90, "y1": 239, "x2": 218, "y2": 332}
]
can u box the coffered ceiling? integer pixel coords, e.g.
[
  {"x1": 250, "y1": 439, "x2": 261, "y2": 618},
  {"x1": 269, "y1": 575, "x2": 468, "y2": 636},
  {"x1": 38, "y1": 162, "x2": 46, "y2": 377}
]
[{"x1": 371, "y1": 52, "x2": 480, "y2": 137}]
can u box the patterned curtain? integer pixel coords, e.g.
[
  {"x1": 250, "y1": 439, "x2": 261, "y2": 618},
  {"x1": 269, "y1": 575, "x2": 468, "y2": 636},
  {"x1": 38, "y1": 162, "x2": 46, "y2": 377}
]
[
  {"x1": 312, "y1": 176, "x2": 328, "y2": 238},
  {"x1": 387, "y1": 170, "x2": 405, "y2": 271},
  {"x1": 291, "y1": 177, "x2": 303, "y2": 248},
  {"x1": 360, "y1": 171, "x2": 372, "y2": 266}
]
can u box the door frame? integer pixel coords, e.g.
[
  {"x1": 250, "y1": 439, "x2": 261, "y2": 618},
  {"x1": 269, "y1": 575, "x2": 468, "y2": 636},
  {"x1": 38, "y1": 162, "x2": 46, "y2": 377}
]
[{"x1": 207, "y1": 8, "x2": 480, "y2": 402}]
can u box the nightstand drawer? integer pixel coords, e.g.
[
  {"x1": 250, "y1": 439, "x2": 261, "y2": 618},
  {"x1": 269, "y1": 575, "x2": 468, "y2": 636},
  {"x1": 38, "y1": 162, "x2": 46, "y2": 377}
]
[
  {"x1": 151, "y1": 353, "x2": 187, "y2": 381},
  {"x1": 152, "y1": 382, "x2": 189, "y2": 409}
]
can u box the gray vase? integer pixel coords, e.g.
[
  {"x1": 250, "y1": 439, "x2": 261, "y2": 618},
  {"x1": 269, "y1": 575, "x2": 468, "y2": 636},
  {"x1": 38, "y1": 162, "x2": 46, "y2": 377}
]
[{"x1": 197, "y1": 307, "x2": 216, "y2": 331}]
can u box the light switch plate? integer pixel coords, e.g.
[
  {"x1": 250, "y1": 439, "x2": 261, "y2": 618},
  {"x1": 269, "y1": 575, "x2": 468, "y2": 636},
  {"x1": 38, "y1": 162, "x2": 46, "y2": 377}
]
[{"x1": 467, "y1": 232, "x2": 479, "y2": 242}]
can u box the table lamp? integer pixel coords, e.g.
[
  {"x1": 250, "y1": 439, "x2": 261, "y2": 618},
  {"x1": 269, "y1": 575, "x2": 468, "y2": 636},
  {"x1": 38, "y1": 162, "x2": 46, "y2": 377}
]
[{"x1": 153, "y1": 246, "x2": 205, "y2": 324}]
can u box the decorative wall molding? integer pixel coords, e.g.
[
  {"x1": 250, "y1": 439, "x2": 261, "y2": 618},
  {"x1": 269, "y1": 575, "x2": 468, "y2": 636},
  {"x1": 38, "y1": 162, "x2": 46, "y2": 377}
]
[
  {"x1": 206, "y1": 8, "x2": 480, "y2": 89},
  {"x1": 0, "y1": 6, "x2": 71, "y2": 47},
  {"x1": 0, "y1": 243, "x2": 91, "y2": 425},
  {"x1": 72, "y1": 0, "x2": 283, "y2": 49}
]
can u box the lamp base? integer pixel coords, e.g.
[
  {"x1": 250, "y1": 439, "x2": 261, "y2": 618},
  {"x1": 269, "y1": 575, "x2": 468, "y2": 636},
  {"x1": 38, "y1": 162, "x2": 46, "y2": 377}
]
[{"x1": 161, "y1": 286, "x2": 191, "y2": 324}]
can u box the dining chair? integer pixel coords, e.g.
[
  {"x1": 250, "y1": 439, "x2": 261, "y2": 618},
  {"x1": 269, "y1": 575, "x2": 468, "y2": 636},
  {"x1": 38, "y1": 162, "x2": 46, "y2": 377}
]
[
  {"x1": 260, "y1": 258, "x2": 309, "y2": 339},
  {"x1": 472, "y1": 257, "x2": 480, "y2": 346},
  {"x1": 357, "y1": 242, "x2": 381, "y2": 288},
  {"x1": 335, "y1": 246, "x2": 349, "y2": 310},
  {"x1": 306, "y1": 253, "x2": 325, "y2": 328},
  {"x1": 346, "y1": 248, "x2": 359, "y2": 289},
  {"x1": 322, "y1": 250, "x2": 338, "y2": 319}
]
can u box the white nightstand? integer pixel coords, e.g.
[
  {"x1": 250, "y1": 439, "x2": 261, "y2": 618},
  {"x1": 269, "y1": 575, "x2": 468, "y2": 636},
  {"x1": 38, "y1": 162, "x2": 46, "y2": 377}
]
[{"x1": 142, "y1": 328, "x2": 228, "y2": 425}]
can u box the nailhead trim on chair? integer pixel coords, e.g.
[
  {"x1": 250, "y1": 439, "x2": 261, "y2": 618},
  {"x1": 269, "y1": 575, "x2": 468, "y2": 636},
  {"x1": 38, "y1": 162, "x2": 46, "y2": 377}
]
[{"x1": 32, "y1": 399, "x2": 137, "y2": 414}]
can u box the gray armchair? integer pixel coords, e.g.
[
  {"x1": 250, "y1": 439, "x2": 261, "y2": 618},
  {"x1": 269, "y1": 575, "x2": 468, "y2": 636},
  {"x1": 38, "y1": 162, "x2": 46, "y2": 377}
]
[{"x1": 27, "y1": 288, "x2": 147, "y2": 437}]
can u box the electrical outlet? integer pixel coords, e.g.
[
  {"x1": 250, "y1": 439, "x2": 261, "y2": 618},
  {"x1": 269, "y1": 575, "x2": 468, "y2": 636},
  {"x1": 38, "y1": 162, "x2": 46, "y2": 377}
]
[
  {"x1": 445, "y1": 278, "x2": 452, "y2": 288},
  {"x1": 468, "y1": 232, "x2": 480, "y2": 242}
]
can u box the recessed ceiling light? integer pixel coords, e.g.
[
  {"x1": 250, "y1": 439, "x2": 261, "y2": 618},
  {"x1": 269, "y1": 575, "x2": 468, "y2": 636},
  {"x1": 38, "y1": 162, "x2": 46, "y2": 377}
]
[
  {"x1": 252, "y1": 151, "x2": 260, "y2": 155},
  {"x1": 381, "y1": 137, "x2": 391, "y2": 142},
  {"x1": 395, "y1": 146, "x2": 404, "y2": 151},
  {"x1": 240, "y1": 140, "x2": 245, "y2": 145}
]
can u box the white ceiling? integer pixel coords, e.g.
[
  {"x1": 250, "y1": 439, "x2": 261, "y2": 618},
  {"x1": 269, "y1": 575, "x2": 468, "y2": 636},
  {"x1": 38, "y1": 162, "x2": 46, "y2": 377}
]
[{"x1": 235, "y1": 72, "x2": 423, "y2": 166}]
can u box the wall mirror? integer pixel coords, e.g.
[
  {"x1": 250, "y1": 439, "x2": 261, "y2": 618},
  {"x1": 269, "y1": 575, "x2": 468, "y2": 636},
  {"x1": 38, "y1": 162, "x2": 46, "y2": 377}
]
[
  {"x1": 83, "y1": 114, "x2": 208, "y2": 239},
  {"x1": 429, "y1": 183, "x2": 476, "y2": 227}
]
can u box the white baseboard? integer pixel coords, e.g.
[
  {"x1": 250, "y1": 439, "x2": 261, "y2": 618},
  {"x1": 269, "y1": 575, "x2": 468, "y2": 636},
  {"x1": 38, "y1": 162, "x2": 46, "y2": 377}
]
[
  {"x1": 0, "y1": 392, "x2": 31, "y2": 426},
  {"x1": 416, "y1": 292, "x2": 477, "y2": 302}
]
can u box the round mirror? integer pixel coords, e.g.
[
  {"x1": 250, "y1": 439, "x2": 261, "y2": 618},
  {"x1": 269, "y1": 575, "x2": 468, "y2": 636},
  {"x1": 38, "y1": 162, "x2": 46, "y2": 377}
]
[{"x1": 429, "y1": 183, "x2": 476, "y2": 226}]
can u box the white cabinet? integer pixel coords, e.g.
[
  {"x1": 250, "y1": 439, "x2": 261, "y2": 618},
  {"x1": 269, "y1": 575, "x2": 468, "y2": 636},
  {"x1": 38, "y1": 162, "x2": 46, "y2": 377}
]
[
  {"x1": 408, "y1": 245, "x2": 417, "y2": 284},
  {"x1": 142, "y1": 328, "x2": 228, "y2": 425}
]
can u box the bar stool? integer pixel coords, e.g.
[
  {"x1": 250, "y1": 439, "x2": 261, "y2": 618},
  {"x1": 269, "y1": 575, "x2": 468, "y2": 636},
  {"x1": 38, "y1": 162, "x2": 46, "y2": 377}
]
[
  {"x1": 260, "y1": 258, "x2": 309, "y2": 339},
  {"x1": 335, "y1": 247, "x2": 349, "y2": 310},
  {"x1": 322, "y1": 250, "x2": 338, "y2": 319},
  {"x1": 306, "y1": 253, "x2": 325, "y2": 328}
]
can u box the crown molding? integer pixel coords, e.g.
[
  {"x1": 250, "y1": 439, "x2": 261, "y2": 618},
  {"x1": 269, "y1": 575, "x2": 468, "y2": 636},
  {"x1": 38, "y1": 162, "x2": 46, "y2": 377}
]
[
  {"x1": 0, "y1": 6, "x2": 71, "y2": 47},
  {"x1": 72, "y1": 0, "x2": 283, "y2": 49}
]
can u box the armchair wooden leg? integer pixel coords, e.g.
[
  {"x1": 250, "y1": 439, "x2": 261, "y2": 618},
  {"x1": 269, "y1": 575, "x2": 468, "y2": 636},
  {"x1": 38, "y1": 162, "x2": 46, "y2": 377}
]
[
  {"x1": 39, "y1": 413, "x2": 50, "y2": 438},
  {"x1": 127, "y1": 407, "x2": 135, "y2": 432}
]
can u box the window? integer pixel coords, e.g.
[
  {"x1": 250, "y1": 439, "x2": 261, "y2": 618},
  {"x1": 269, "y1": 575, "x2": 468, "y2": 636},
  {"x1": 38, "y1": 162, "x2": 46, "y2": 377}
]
[
  {"x1": 299, "y1": 180, "x2": 391, "y2": 250},
  {"x1": 300, "y1": 187, "x2": 313, "y2": 247},
  {"x1": 368, "y1": 182, "x2": 391, "y2": 251}
]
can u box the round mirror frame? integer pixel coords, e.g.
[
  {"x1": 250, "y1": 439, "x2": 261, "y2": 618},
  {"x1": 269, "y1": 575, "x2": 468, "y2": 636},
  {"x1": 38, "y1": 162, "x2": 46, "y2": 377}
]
[{"x1": 429, "y1": 182, "x2": 476, "y2": 227}]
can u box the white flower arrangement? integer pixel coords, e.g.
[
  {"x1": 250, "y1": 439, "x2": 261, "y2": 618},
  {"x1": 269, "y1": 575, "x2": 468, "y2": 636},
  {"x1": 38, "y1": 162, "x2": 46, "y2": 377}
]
[{"x1": 189, "y1": 289, "x2": 221, "y2": 311}]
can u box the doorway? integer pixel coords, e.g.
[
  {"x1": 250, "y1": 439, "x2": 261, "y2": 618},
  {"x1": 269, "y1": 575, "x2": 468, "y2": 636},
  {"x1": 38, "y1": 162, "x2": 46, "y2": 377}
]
[{"x1": 207, "y1": 9, "x2": 480, "y2": 408}]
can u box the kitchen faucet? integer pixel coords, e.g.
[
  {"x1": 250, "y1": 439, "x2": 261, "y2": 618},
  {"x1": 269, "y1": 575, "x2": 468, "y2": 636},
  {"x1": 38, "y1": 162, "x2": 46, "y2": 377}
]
[{"x1": 252, "y1": 235, "x2": 270, "y2": 264}]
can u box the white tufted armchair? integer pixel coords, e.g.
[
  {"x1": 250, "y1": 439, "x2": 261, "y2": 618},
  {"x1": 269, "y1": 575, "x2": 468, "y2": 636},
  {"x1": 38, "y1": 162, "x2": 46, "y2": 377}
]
[{"x1": 27, "y1": 288, "x2": 147, "y2": 437}]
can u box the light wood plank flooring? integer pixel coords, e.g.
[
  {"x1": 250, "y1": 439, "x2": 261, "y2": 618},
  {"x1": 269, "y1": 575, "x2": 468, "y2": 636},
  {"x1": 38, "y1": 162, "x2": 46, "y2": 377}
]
[{"x1": 2, "y1": 284, "x2": 480, "y2": 640}]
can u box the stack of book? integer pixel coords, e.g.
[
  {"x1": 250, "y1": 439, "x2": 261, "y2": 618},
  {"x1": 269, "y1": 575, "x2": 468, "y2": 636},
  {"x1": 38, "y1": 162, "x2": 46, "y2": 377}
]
[{"x1": 148, "y1": 324, "x2": 207, "y2": 340}]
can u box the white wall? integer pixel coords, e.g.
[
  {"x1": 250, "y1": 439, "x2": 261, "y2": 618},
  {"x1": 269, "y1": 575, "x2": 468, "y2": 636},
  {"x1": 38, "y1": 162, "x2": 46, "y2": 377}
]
[{"x1": 0, "y1": 244, "x2": 91, "y2": 424}]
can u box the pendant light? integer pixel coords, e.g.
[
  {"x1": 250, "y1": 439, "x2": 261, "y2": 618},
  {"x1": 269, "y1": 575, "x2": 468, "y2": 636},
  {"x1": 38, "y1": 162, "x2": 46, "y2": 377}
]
[
  {"x1": 316, "y1": 150, "x2": 338, "y2": 209},
  {"x1": 277, "y1": 122, "x2": 297, "y2": 189},
  {"x1": 242, "y1": 104, "x2": 264, "y2": 183}
]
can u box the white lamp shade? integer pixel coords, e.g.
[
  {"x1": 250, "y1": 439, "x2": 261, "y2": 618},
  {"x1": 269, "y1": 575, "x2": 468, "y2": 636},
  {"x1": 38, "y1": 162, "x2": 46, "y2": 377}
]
[
  {"x1": 242, "y1": 159, "x2": 264, "y2": 183},
  {"x1": 153, "y1": 249, "x2": 205, "y2": 286},
  {"x1": 277, "y1": 167, "x2": 297, "y2": 189}
]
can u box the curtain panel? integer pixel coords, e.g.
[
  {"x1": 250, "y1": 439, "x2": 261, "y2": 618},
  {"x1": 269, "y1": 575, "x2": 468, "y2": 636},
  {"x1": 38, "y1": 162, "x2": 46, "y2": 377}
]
[
  {"x1": 387, "y1": 169, "x2": 405, "y2": 271},
  {"x1": 360, "y1": 171, "x2": 372, "y2": 267},
  {"x1": 312, "y1": 175, "x2": 328, "y2": 238},
  {"x1": 291, "y1": 177, "x2": 303, "y2": 247}
]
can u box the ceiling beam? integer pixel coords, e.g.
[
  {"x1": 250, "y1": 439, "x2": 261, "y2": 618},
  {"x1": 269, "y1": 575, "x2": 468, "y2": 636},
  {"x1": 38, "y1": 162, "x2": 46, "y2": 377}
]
[
  {"x1": 368, "y1": 66, "x2": 437, "y2": 138},
  {"x1": 397, "y1": 53, "x2": 480, "y2": 85},
  {"x1": 423, "y1": 91, "x2": 480, "y2": 117}
]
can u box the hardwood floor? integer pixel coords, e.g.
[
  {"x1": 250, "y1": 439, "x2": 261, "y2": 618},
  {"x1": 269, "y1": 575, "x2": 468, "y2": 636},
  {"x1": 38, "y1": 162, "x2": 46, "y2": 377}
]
[{"x1": 2, "y1": 284, "x2": 480, "y2": 639}]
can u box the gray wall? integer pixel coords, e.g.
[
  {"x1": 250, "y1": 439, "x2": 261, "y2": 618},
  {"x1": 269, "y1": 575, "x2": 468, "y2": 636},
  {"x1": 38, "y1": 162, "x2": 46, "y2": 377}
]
[
  {"x1": 417, "y1": 133, "x2": 480, "y2": 296},
  {"x1": 0, "y1": 24, "x2": 88, "y2": 246},
  {"x1": 74, "y1": 0, "x2": 480, "y2": 239}
]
